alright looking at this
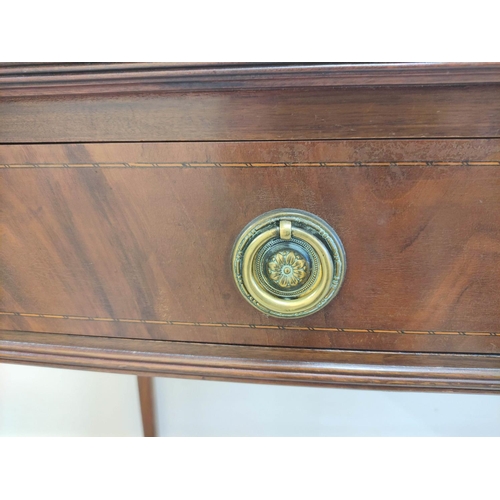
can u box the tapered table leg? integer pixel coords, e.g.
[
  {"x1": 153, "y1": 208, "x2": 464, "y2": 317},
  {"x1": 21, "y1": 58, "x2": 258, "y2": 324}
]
[{"x1": 137, "y1": 376, "x2": 157, "y2": 437}]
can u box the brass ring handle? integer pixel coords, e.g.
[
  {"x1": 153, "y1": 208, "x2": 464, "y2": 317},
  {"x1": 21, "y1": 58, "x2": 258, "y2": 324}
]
[{"x1": 232, "y1": 209, "x2": 346, "y2": 318}]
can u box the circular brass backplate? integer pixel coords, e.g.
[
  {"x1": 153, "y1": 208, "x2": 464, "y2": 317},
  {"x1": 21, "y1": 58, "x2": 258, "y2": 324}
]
[{"x1": 232, "y1": 209, "x2": 346, "y2": 318}]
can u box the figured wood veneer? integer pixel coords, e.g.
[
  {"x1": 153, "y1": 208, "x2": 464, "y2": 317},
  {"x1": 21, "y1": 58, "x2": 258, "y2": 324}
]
[{"x1": 1, "y1": 141, "x2": 500, "y2": 354}]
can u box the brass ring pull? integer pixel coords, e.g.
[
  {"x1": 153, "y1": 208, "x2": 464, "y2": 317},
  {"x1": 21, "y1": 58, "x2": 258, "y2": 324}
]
[{"x1": 232, "y1": 209, "x2": 346, "y2": 318}]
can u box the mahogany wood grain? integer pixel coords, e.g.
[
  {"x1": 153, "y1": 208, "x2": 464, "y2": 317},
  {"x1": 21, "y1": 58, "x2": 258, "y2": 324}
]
[
  {"x1": 1, "y1": 331, "x2": 500, "y2": 393},
  {"x1": 2, "y1": 63, "x2": 499, "y2": 394},
  {"x1": 1, "y1": 140, "x2": 500, "y2": 354},
  {"x1": 2, "y1": 85, "x2": 500, "y2": 143},
  {"x1": 137, "y1": 376, "x2": 157, "y2": 437}
]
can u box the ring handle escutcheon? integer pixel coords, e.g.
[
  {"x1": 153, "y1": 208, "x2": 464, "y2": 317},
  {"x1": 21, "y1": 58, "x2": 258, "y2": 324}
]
[{"x1": 232, "y1": 209, "x2": 346, "y2": 318}]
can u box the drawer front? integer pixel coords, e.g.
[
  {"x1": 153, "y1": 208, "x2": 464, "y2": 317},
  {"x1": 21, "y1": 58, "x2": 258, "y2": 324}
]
[{"x1": 1, "y1": 140, "x2": 500, "y2": 354}]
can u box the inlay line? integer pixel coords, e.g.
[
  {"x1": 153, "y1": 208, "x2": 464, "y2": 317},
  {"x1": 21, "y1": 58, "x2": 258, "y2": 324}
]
[{"x1": 0, "y1": 311, "x2": 497, "y2": 337}]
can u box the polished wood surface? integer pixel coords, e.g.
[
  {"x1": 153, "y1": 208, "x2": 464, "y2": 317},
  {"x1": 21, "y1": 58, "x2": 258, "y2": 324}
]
[
  {"x1": 137, "y1": 376, "x2": 157, "y2": 437},
  {"x1": 2, "y1": 63, "x2": 500, "y2": 392},
  {"x1": 1, "y1": 331, "x2": 500, "y2": 393},
  {"x1": 1, "y1": 140, "x2": 500, "y2": 353},
  {"x1": 2, "y1": 63, "x2": 500, "y2": 96},
  {"x1": 2, "y1": 85, "x2": 500, "y2": 143}
]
